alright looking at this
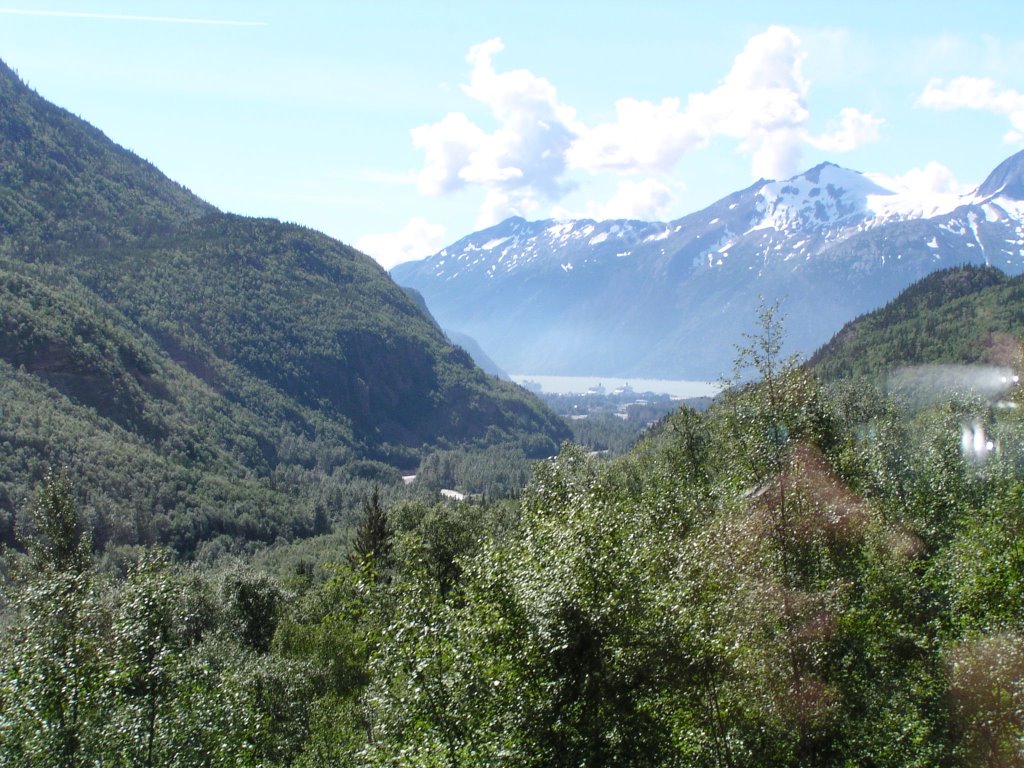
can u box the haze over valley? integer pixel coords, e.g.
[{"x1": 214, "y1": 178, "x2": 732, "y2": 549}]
[{"x1": 394, "y1": 151, "x2": 1024, "y2": 380}]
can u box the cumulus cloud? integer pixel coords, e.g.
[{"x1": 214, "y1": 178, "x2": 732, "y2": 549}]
[
  {"x1": 475, "y1": 188, "x2": 546, "y2": 229},
  {"x1": 690, "y1": 24, "x2": 810, "y2": 142},
  {"x1": 919, "y1": 76, "x2": 1024, "y2": 144},
  {"x1": 884, "y1": 161, "x2": 972, "y2": 196},
  {"x1": 413, "y1": 29, "x2": 881, "y2": 224},
  {"x1": 592, "y1": 179, "x2": 676, "y2": 221},
  {"x1": 411, "y1": 38, "x2": 580, "y2": 219},
  {"x1": 412, "y1": 113, "x2": 486, "y2": 196},
  {"x1": 566, "y1": 97, "x2": 706, "y2": 172},
  {"x1": 570, "y1": 26, "x2": 819, "y2": 179},
  {"x1": 354, "y1": 216, "x2": 447, "y2": 270},
  {"x1": 867, "y1": 162, "x2": 972, "y2": 216},
  {"x1": 808, "y1": 107, "x2": 885, "y2": 153},
  {"x1": 919, "y1": 76, "x2": 1017, "y2": 111}
]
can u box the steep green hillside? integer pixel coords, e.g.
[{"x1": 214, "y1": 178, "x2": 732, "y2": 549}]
[
  {"x1": 0, "y1": 59, "x2": 568, "y2": 554},
  {"x1": 0, "y1": 60, "x2": 211, "y2": 247},
  {"x1": 809, "y1": 265, "x2": 1024, "y2": 380}
]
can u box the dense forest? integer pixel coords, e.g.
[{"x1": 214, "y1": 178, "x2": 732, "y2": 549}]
[
  {"x1": 0, "y1": 56, "x2": 569, "y2": 559},
  {"x1": 3, "y1": 307, "x2": 1023, "y2": 766}
]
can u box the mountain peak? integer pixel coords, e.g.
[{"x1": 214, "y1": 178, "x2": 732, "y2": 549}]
[
  {"x1": 752, "y1": 162, "x2": 893, "y2": 234},
  {"x1": 501, "y1": 215, "x2": 528, "y2": 226},
  {"x1": 798, "y1": 162, "x2": 888, "y2": 193},
  {"x1": 800, "y1": 161, "x2": 840, "y2": 184},
  {"x1": 397, "y1": 149, "x2": 1024, "y2": 381},
  {"x1": 977, "y1": 149, "x2": 1024, "y2": 200}
]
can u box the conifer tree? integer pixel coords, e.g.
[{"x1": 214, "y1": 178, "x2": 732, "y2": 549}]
[{"x1": 350, "y1": 485, "x2": 392, "y2": 570}]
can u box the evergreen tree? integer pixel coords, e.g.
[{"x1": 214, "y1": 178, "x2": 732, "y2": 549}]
[{"x1": 350, "y1": 485, "x2": 392, "y2": 570}]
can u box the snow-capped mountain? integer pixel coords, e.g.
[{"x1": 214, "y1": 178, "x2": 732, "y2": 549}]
[{"x1": 392, "y1": 150, "x2": 1024, "y2": 380}]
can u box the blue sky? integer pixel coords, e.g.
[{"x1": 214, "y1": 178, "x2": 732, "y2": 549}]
[{"x1": 1, "y1": 1, "x2": 1023, "y2": 267}]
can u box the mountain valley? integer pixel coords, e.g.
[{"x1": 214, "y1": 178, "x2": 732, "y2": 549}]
[
  {"x1": 0, "y1": 58, "x2": 569, "y2": 553},
  {"x1": 3, "y1": 26, "x2": 1024, "y2": 767}
]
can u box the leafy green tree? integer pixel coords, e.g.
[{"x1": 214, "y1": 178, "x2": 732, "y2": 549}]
[
  {"x1": 19, "y1": 471, "x2": 91, "y2": 575},
  {"x1": 0, "y1": 473, "x2": 103, "y2": 767},
  {"x1": 219, "y1": 564, "x2": 287, "y2": 654},
  {"x1": 273, "y1": 561, "x2": 377, "y2": 765},
  {"x1": 946, "y1": 633, "x2": 1024, "y2": 765},
  {"x1": 366, "y1": 445, "x2": 696, "y2": 766},
  {"x1": 101, "y1": 550, "x2": 217, "y2": 766}
]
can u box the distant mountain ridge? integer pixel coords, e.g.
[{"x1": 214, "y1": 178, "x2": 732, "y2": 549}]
[{"x1": 393, "y1": 151, "x2": 1024, "y2": 379}]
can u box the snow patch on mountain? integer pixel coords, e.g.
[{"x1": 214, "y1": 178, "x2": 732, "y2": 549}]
[
  {"x1": 746, "y1": 162, "x2": 980, "y2": 240},
  {"x1": 390, "y1": 150, "x2": 1024, "y2": 380},
  {"x1": 482, "y1": 236, "x2": 510, "y2": 250},
  {"x1": 643, "y1": 228, "x2": 672, "y2": 242},
  {"x1": 751, "y1": 163, "x2": 890, "y2": 233}
]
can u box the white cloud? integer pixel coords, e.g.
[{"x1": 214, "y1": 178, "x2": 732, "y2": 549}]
[
  {"x1": 591, "y1": 179, "x2": 676, "y2": 221},
  {"x1": 569, "y1": 26, "x2": 880, "y2": 182},
  {"x1": 413, "y1": 28, "x2": 882, "y2": 225},
  {"x1": 411, "y1": 37, "x2": 580, "y2": 218},
  {"x1": 919, "y1": 76, "x2": 1016, "y2": 111},
  {"x1": 475, "y1": 188, "x2": 545, "y2": 229},
  {"x1": 411, "y1": 112, "x2": 486, "y2": 195},
  {"x1": 808, "y1": 108, "x2": 884, "y2": 153},
  {"x1": 696, "y1": 24, "x2": 809, "y2": 135},
  {"x1": 866, "y1": 162, "x2": 972, "y2": 217},
  {"x1": 680, "y1": 25, "x2": 812, "y2": 178},
  {"x1": 566, "y1": 97, "x2": 706, "y2": 172},
  {"x1": 919, "y1": 76, "x2": 1024, "y2": 144},
  {"x1": 749, "y1": 128, "x2": 807, "y2": 181},
  {"x1": 896, "y1": 162, "x2": 971, "y2": 196},
  {"x1": 868, "y1": 161, "x2": 970, "y2": 196},
  {"x1": 569, "y1": 26, "x2": 816, "y2": 179},
  {"x1": 354, "y1": 216, "x2": 447, "y2": 270}
]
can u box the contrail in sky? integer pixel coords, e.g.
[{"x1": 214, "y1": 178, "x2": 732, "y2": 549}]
[{"x1": 0, "y1": 8, "x2": 266, "y2": 26}]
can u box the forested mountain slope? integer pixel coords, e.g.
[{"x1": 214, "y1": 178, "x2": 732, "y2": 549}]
[
  {"x1": 809, "y1": 264, "x2": 1024, "y2": 381},
  {"x1": 0, "y1": 59, "x2": 568, "y2": 554}
]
